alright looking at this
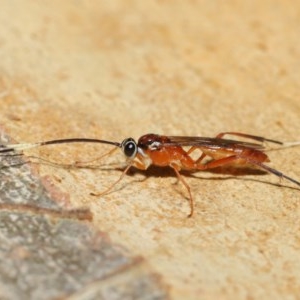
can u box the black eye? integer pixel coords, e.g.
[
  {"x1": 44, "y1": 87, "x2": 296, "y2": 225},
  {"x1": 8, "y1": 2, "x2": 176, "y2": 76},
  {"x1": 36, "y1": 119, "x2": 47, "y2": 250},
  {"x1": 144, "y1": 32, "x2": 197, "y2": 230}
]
[{"x1": 121, "y1": 138, "x2": 137, "y2": 158}]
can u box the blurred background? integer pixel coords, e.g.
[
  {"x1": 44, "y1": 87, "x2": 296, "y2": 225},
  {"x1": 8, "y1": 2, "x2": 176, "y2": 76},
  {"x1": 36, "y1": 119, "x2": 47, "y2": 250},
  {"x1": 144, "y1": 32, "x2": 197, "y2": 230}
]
[{"x1": 0, "y1": 1, "x2": 300, "y2": 299}]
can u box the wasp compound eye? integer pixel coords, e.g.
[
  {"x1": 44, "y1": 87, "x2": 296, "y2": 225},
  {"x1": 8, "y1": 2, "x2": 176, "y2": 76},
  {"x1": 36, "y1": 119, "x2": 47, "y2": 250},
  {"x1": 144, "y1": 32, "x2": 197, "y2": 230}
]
[{"x1": 121, "y1": 138, "x2": 137, "y2": 158}]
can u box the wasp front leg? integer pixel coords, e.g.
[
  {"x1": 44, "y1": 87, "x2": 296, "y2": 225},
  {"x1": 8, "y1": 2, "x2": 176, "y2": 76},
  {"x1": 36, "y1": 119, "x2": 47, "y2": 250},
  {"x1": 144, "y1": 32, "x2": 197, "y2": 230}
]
[{"x1": 90, "y1": 163, "x2": 133, "y2": 197}]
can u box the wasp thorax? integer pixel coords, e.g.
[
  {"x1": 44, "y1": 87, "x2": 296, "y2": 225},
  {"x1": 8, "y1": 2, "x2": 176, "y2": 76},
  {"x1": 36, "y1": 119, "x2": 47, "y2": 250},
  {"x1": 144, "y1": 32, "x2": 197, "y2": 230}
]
[{"x1": 137, "y1": 133, "x2": 166, "y2": 150}]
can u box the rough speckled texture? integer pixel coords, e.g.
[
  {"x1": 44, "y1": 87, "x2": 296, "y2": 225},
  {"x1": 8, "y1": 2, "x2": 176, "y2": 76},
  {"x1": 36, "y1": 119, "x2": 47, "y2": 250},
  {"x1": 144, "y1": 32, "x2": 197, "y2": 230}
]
[{"x1": 0, "y1": 1, "x2": 300, "y2": 299}]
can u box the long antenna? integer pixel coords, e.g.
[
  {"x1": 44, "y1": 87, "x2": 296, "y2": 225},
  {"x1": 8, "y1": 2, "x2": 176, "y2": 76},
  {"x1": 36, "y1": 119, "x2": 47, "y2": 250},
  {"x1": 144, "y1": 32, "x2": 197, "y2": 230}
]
[{"x1": 0, "y1": 138, "x2": 121, "y2": 153}]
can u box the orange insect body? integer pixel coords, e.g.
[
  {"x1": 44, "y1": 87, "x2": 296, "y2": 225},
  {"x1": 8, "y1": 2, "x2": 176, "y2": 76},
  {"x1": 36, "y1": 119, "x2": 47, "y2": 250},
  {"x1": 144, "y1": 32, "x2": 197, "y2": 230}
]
[
  {"x1": 135, "y1": 133, "x2": 270, "y2": 171},
  {"x1": 1, "y1": 131, "x2": 299, "y2": 217},
  {"x1": 115, "y1": 132, "x2": 299, "y2": 217}
]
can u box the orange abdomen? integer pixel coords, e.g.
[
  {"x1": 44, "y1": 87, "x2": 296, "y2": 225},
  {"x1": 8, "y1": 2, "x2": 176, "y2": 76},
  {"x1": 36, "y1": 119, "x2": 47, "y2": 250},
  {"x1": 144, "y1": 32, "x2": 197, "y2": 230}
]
[{"x1": 241, "y1": 148, "x2": 270, "y2": 163}]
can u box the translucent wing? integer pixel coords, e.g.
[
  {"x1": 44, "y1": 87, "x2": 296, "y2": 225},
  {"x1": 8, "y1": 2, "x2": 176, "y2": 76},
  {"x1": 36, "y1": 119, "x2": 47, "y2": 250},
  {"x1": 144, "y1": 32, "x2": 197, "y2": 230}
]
[{"x1": 163, "y1": 136, "x2": 266, "y2": 150}]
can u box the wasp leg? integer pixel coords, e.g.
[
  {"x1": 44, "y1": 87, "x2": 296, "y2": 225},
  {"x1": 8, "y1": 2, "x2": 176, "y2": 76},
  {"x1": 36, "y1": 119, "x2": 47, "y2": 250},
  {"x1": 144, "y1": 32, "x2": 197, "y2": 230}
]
[
  {"x1": 195, "y1": 154, "x2": 300, "y2": 187},
  {"x1": 90, "y1": 163, "x2": 133, "y2": 197},
  {"x1": 170, "y1": 163, "x2": 194, "y2": 218},
  {"x1": 186, "y1": 146, "x2": 207, "y2": 164},
  {"x1": 75, "y1": 147, "x2": 118, "y2": 167}
]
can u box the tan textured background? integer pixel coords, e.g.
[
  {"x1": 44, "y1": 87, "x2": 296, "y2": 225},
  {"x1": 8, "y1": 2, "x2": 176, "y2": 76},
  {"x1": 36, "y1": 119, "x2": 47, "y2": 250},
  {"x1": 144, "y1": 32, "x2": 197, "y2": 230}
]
[{"x1": 1, "y1": 1, "x2": 300, "y2": 299}]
